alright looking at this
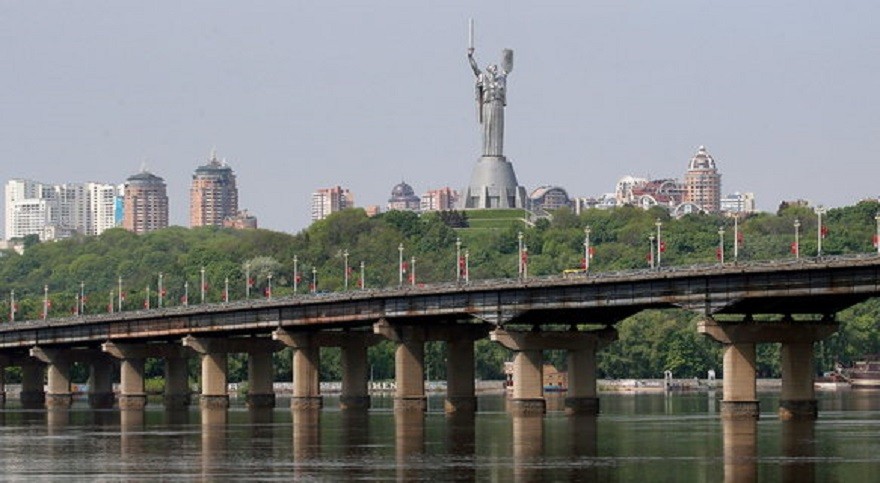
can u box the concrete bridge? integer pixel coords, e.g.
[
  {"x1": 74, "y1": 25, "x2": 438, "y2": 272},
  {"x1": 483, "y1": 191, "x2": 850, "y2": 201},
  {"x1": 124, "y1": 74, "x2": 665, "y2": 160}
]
[{"x1": 1, "y1": 255, "x2": 878, "y2": 420}]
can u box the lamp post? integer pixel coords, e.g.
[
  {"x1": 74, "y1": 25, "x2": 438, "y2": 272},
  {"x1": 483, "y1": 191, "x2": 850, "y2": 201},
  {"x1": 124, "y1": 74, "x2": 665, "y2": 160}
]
[
  {"x1": 517, "y1": 231, "x2": 524, "y2": 279},
  {"x1": 718, "y1": 226, "x2": 725, "y2": 265},
  {"x1": 200, "y1": 266, "x2": 206, "y2": 304},
  {"x1": 655, "y1": 218, "x2": 663, "y2": 268},
  {"x1": 583, "y1": 226, "x2": 592, "y2": 272},
  {"x1": 649, "y1": 234, "x2": 656, "y2": 269},
  {"x1": 312, "y1": 267, "x2": 318, "y2": 294},
  {"x1": 456, "y1": 237, "x2": 462, "y2": 284},
  {"x1": 10, "y1": 289, "x2": 15, "y2": 322},
  {"x1": 109, "y1": 290, "x2": 114, "y2": 314},
  {"x1": 224, "y1": 277, "x2": 229, "y2": 303},
  {"x1": 465, "y1": 249, "x2": 470, "y2": 285},
  {"x1": 410, "y1": 256, "x2": 417, "y2": 286},
  {"x1": 733, "y1": 215, "x2": 740, "y2": 262},
  {"x1": 118, "y1": 276, "x2": 123, "y2": 312},
  {"x1": 398, "y1": 243, "x2": 404, "y2": 288},
  {"x1": 360, "y1": 261, "x2": 365, "y2": 290},
  {"x1": 79, "y1": 280, "x2": 85, "y2": 315},
  {"x1": 794, "y1": 218, "x2": 801, "y2": 259},
  {"x1": 293, "y1": 256, "x2": 299, "y2": 294},
  {"x1": 245, "y1": 262, "x2": 251, "y2": 299},
  {"x1": 184, "y1": 281, "x2": 189, "y2": 307},
  {"x1": 875, "y1": 213, "x2": 880, "y2": 255},
  {"x1": 145, "y1": 286, "x2": 150, "y2": 310},
  {"x1": 157, "y1": 273, "x2": 164, "y2": 309},
  {"x1": 816, "y1": 206, "x2": 826, "y2": 257},
  {"x1": 267, "y1": 273, "x2": 273, "y2": 300},
  {"x1": 43, "y1": 284, "x2": 49, "y2": 320},
  {"x1": 522, "y1": 246, "x2": 528, "y2": 279},
  {"x1": 343, "y1": 250, "x2": 350, "y2": 291}
]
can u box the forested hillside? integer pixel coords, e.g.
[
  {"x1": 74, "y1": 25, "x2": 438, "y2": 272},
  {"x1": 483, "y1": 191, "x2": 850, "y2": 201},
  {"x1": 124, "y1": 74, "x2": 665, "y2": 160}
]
[{"x1": 2, "y1": 200, "x2": 879, "y2": 383}]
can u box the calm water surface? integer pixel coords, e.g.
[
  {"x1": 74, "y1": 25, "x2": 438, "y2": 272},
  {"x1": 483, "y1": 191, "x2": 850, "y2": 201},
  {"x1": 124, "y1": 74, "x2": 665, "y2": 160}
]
[{"x1": 2, "y1": 390, "x2": 880, "y2": 481}]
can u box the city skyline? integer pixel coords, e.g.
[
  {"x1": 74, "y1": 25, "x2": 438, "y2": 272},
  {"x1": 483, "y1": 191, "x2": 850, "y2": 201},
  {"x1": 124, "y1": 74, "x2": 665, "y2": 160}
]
[{"x1": 2, "y1": 2, "x2": 878, "y2": 236}]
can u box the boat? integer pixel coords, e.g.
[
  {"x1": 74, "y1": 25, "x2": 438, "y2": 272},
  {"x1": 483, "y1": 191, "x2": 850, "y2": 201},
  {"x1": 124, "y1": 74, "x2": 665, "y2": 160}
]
[{"x1": 843, "y1": 358, "x2": 880, "y2": 388}]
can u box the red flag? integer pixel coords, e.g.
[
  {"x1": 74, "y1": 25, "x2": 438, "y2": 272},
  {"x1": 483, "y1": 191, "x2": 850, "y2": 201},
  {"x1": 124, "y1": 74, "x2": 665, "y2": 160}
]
[
  {"x1": 143, "y1": 300, "x2": 149, "y2": 309},
  {"x1": 264, "y1": 287, "x2": 271, "y2": 298},
  {"x1": 160, "y1": 289, "x2": 167, "y2": 296},
  {"x1": 308, "y1": 283, "x2": 316, "y2": 291},
  {"x1": 247, "y1": 278, "x2": 254, "y2": 287},
  {"x1": 401, "y1": 261, "x2": 409, "y2": 273},
  {"x1": 716, "y1": 247, "x2": 723, "y2": 260},
  {"x1": 646, "y1": 252, "x2": 654, "y2": 263},
  {"x1": 580, "y1": 258, "x2": 587, "y2": 269},
  {"x1": 202, "y1": 283, "x2": 209, "y2": 291},
  {"x1": 521, "y1": 251, "x2": 528, "y2": 263},
  {"x1": 874, "y1": 234, "x2": 879, "y2": 248},
  {"x1": 589, "y1": 246, "x2": 596, "y2": 258},
  {"x1": 821, "y1": 226, "x2": 829, "y2": 239},
  {"x1": 120, "y1": 292, "x2": 126, "y2": 301},
  {"x1": 107, "y1": 304, "x2": 112, "y2": 313},
  {"x1": 790, "y1": 242, "x2": 799, "y2": 254},
  {"x1": 294, "y1": 273, "x2": 302, "y2": 283},
  {"x1": 659, "y1": 241, "x2": 667, "y2": 253},
  {"x1": 737, "y1": 231, "x2": 744, "y2": 247},
  {"x1": 222, "y1": 292, "x2": 228, "y2": 302},
  {"x1": 357, "y1": 278, "x2": 364, "y2": 288},
  {"x1": 181, "y1": 295, "x2": 188, "y2": 304},
  {"x1": 408, "y1": 273, "x2": 415, "y2": 284}
]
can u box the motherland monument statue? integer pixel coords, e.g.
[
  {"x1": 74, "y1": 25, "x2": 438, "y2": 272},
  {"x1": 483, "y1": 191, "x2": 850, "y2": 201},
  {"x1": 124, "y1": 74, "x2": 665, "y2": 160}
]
[{"x1": 458, "y1": 20, "x2": 527, "y2": 210}]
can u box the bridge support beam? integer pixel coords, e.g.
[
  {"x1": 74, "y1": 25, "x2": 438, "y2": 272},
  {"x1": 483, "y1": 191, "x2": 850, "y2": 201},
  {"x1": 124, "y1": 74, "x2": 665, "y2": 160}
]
[
  {"x1": 491, "y1": 327, "x2": 617, "y2": 416},
  {"x1": 446, "y1": 337, "x2": 477, "y2": 414},
  {"x1": 374, "y1": 322, "x2": 427, "y2": 413},
  {"x1": 247, "y1": 351, "x2": 276, "y2": 409},
  {"x1": 182, "y1": 337, "x2": 230, "y2": 409},
  {"x1": 30, "y1": 347, "x2": 72, "y2": 409},
  {"x1": 699, "y1": 318, "x2": 838, "y2": 420},
  {"x1": 20, "y1": 359, "x2": 45, "y2": 409},
  {"x1": 88, "y1": 356, "x2": 116, "y2": 409},
  {"x1": 104, "y1": 342, "x2": 197, "y2": 409},
  {"x1": 340, "y1": 333, "x2": 371, "y2": 410},
  {"x1": 165, "y1": 355, "x2": 191, "y2": 409},
  {"x1": 273, "y1": 330, "x2": 322, "y2": 410}
]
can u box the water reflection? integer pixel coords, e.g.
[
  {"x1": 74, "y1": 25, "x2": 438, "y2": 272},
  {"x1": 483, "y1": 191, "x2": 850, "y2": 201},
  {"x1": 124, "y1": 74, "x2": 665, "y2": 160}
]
[
  {"x1": 781, "y1": 420, "x2": 816, "y2": 483},
  {"x1": 120, "y1": 409, "x2": 145, "y2": 457},
  {"x1": 446, "y1": 411, "x2": 476, "y2": 481},
  {"x1": 395, "y1": 411, "x2": 425, "y2": 481},
  {"x1": 201, "y1": 408, "x2": 228, "y2": 479},
  {"x1": 512, "y1": 414, "x2": 544, "y2": 482},
  {"x1": 722, "y1": 418, "x2": 757, "y2": 483},
  {"x1": 341, "y1": 408, "x2": 371, "y2": 480},
  {"x1": 293, "y1": 408, "x2": 321, "y2": 478}
]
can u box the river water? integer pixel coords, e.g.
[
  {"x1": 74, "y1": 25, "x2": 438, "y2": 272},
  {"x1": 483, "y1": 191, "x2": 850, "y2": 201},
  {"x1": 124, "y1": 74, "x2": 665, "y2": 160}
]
[{"x1": 2, "y1": 389, "x2": 879, "y2": 481}]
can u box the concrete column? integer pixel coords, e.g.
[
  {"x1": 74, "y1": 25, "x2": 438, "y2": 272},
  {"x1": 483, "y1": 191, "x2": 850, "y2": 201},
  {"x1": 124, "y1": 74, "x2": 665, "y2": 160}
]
[
  {"x1": 119, "y1": 358, "x2": 147, "y2": 410},
  {"x1": 340, "y1": 335, "x2": 370, "y2": 410},
  {"x1": 273, "y1": 330, "x2": 322, "y2": 410},
  {"x1": 780, "y1": 342, "x2": 818, "y2": 420},
  {"x1": 30, "y1": 348, "x2": 72, "y2": 409},
  {"x1": 247, "y1": 351, "x2": 276, "y2": 409},
  {"x1": 164, "y1": 356, "x2": 191, "y2": 408},
  {"x1": 88, "y1": 359, "x2": 116, "y2": 409},
  {"x1": 510, "y1": 349, "x2": 545, "y2": 415},
  {"x1": 698, "y1": 318, "x2": 837, "y2": 420},
  {"x1": 721, "y1": 343, "x2": 759, "y2": 419},
  {"x1": 446, "y1": 337, "x2": 476, "y2": 414},
  {"x1": 199, "y1": 351, "x2": 229, "y2": 409},
  {"x1": 566, "y1": 346, "x2": 599, "y2": 415},
  {"x1": 20, "y1": 360, "x2": 45, "y2": 409},
  {"x1": 394, "y1": 327, "x2": 426, "y2": 412}
]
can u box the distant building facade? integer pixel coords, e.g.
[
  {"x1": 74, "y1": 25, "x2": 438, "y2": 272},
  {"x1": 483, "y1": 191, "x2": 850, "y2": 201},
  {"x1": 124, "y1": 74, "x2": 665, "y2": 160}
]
[
  {"x1": 311, "y1": 186, "x2": 355, "y2": 221},
  {"x1": 721, "y1": 192, "x2": 757, "y2": 215},
  {"x1": 387, "y1": 181, "x2": 421, "y2": 212},
  {"x1": 420, "y1": 187, "x2": 459, "y2": 212},
  {"x1": 223, "y1": 210, "x2": 258, "y2": 229},
  {"x1": 5, "y1": 179, "x2": 121, "y2": 241},
  {"x1": 123, "y1": 170, "x2": 169, "y2": 234},
  {"x1": 190, "y1": 151, "x2": 239, "y2": 227},
  {"x1": 529, "y1": 186, "x2": 572, "y2": 213},
  {"x1": 683, "y1": 146, "x2": 722, "y2": 213}
]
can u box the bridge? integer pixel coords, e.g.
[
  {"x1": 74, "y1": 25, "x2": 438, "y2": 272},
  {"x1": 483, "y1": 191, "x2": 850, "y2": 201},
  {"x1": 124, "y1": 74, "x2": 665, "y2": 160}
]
[{"x1": 1, "y1": 255, "x2": 878, "y2": 420}]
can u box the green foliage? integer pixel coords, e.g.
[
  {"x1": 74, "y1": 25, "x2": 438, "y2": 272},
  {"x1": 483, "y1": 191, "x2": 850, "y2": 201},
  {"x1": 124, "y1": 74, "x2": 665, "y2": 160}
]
[{"x1": 1, "y1": 202, "x2": 880, "y2": 380}]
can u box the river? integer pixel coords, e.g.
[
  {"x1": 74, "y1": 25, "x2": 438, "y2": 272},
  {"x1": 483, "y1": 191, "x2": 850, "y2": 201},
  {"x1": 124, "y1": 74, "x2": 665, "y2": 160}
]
[{"x1": 2, "y1": 389, "x2": 880, "y2": 481}]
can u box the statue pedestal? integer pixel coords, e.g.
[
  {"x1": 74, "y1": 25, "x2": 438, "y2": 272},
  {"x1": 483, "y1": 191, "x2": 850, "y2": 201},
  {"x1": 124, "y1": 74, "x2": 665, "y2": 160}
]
[{"x1": 460, "y1": 156, "x2": 527, "y2": 209}]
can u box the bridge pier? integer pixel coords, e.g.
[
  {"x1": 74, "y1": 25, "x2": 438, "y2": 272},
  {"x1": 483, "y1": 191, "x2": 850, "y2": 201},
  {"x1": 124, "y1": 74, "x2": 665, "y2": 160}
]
[
  {"x1": 491, "y1": 327, "x2": 616, "y2": 416},
  {"x1": 446, "y1": 336, "x2": 477, "y2": 414},
  {"x1": 30, "y1": 347, "x2": 73, "y2": 409},
  {"x1": 698, "y1": 318, "x2": 838, "y2": 420},
  {"x1": 373, "y1": 321, "x2": 427, "y2": 412},
  {"x1": 183, "y1": 337, "x2": 230, "y2": 409},
  {"x1": 246, "y1": 351, "x2": 276, "y2": 409},
  {"x1": 273, "y1": 330, "x2": 322, "y2": 410},
  {"x1": 339, "y1": 333, "x2": 371, "y2": 410},
  {"x1": 20, "y1": 359, "x2": 46, "y2": 409},
  {"x1": 87, "y1": 355, "x2": 116, "y2": 409},
  {"x1": 164, "y1": 355, "x2": 191, "y2": 408}
]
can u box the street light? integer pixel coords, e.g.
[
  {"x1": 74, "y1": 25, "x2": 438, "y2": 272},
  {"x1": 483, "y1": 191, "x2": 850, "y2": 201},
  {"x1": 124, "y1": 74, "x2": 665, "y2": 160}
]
[
  {"x1": 158, "y1": 273, "x2": 164, "y2": 309},
  {"x1": 794, "y1": 218, "x2": 801, "y2": 259},
  {"x1": 522, "y1": 246, "x2": 528, "y2": 279},
  {"x1": 43, "y1": 284, "x2": 49, "y2": 320},
  {"x1": 293, "y1": 256, "x2": 299, "y2": 294},
  {"x1": 465, "y1": 249, "x2": 470, "y2": 285},
  {"x1": 733, "y1": 215, "x2": 740, "y2": 262},
  {"x1": 517, "y1": 231, "x2": 524, "y2": 278},
  {"x1": 456, "y1": 237, "x2": 462, "y2": 284},
  {"x1": 655, "y1": 218, "x2": 663, "y2": 268},
  {"x1": 360, "y1": 261, "x2": 365, "y2": 290},
  {"x1": 267, "y1": 273, "x2": 273, "y2": 299},
  {"x1": 224, "y1": 277, "x2": 229, "y2": 303},
  {"x1": 398, "y1": 243, "x2": 404, "y2": 288},
  {"x1": 245, "y1": 262, "x2": 251, "y2": 299},
  {"x1": 717, "y1": 226, "x2": 725, "y2": 265},
  {"x1": 343, "y1": 250, "x2": 350, "y2": 291},
  {"x1": 184, "y1": 281, "x2": 189, "y2": 307},
  {"x1": 312, "y1": 267, "x2": 318, "y2": 293},
  {"x1": 649, "y1": 234, "x2": 656, "y2": 269},
  {"x1": 583, "y1": 226, "x2": 592, "y2": 272},
  {"x1": 79, "y1": 280, "x2": 85, "y2": 315},
  {"x1": 816, "y1": 206, "x2": 826, "y2": 257},
  {"x1": 118, "y1": 276, "x2": 123, "y2": 312},
  {"x1": 9, "y1": 289, "x2": 15, "y2": 322},
  {"x1": 200, "y1": 266, "x2": 206, "y2": 304}
]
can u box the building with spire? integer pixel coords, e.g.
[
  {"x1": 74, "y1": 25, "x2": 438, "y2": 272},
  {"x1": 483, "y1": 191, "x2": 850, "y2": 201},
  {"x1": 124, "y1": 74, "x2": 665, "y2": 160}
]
[
  {"x1": 123, "y1": 169, "x2": 168, "y2": 234},
  {"x1": 683, "y1": 146, "x2": 722, "y2": 213},
  {"x1": 190, "y1": 150, "x2": 239, "y2": 227}
]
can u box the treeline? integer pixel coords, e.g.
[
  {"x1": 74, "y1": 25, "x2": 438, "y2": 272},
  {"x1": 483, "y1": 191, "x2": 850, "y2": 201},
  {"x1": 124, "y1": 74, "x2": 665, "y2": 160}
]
[{"x1": 1, "y1": 200, "x2": 880, "y2": 383}]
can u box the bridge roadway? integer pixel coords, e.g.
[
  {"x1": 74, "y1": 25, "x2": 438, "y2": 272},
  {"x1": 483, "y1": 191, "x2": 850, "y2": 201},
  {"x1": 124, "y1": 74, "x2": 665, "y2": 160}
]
[{"x1": 0, "y1": 255, "x2": 878, "y2": 419}]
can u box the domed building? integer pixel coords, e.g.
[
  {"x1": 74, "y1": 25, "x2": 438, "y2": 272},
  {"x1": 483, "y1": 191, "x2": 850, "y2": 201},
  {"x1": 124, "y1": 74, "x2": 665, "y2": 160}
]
[
  {"x1": 387, "y1": 181, "x2": 421, "y2": 212},
  {"x1": 683, "y1": 146, "x2": 722, "y2": 213}
]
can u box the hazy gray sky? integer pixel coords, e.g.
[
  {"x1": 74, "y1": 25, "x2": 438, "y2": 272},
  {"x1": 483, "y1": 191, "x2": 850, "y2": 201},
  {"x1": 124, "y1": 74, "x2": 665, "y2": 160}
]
[{"x1": 2, "y1": 1, "x2": 878, "y2": 235}]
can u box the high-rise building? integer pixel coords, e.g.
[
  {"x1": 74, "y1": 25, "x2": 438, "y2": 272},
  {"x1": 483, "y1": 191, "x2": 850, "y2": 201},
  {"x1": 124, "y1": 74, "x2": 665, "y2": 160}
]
[
  {"x1": 190, "y1": 151, "x2": 239, "y2": 227},
  {"x1": 387, "y1": 181, "x2": 421, "y2": 212},
  {"x1": 420, "y1": 187, "x2": 459, "y2": 212},
  {"x1": 683, "y1": 146, "x2": 722, "y2": 213},
  {"x1": 721, "y1": 192, "x2": 757, "y2": 215},
  {"x1": 5, "y1": 179, "x2": 120, "y2": 240},
  {"x1": 311, "y1": 186, "x2": 354, "y2": 221},
  {"x1": 223, "y1": 210, "x2": 258, "y2": 229},
  {"x1": 123, "y1": 170, "x2": 169, "y2": 234}
]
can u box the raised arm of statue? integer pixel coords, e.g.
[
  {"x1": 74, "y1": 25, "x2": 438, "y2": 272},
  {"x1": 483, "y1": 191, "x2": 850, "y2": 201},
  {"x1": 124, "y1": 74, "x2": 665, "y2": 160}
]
[{"x1": 468, "y1": 51, "x2": 481, "y2": 77}]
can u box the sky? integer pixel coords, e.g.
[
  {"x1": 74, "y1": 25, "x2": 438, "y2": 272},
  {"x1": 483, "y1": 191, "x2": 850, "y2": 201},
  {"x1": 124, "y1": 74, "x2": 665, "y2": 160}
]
[{"x1": 2, "y1": 1, "x2": 879, "y2": 236}]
